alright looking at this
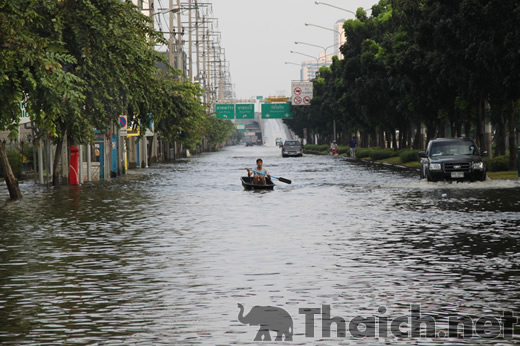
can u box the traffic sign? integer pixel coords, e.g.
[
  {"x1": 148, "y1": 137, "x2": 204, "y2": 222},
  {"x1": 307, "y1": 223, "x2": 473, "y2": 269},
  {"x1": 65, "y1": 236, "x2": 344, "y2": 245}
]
[
  {"x1": 236, "y1": 104, "x2": 255, "y2": 119},
  {"x1": 267, "y1": 97, "x2": 288, "y2": 103},
  {"x1": 216, "y1": 104, "x2": 235, "y2": 119},
  {"x1": 291, "y1": 81, "x2": 313, "y2": 106},
  {"x1": 261, "y1": 103, "x2": 293, "y2": 119},
  {"x1": 119, "y1": 115, "x2": 127, "y2": 136}
]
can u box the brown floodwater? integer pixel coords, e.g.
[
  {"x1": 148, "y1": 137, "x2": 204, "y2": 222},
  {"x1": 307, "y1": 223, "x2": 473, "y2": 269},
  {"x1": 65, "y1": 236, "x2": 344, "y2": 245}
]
[{"x1": 1, "y1": 145, "x2": 520, "y2": 344}]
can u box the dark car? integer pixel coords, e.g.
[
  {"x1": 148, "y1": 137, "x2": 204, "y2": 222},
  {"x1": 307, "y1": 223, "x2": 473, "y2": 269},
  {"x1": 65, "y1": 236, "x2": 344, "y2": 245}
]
[
  {"x1": 419, "y1": 138, "x2": 487, "y2": 182},
  {"x1": 281, "y1": 140, "x2": 303, "y2": 157}
]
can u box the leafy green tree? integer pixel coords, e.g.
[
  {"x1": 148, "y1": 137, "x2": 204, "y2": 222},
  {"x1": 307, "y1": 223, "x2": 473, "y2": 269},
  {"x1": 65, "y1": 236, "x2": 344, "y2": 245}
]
[
  {"x1": 0, "y1": 0, "x2": 83, "y2": 199},
  {"x1": 205, "y1": 117, "x2": 235, "y2": 151}
]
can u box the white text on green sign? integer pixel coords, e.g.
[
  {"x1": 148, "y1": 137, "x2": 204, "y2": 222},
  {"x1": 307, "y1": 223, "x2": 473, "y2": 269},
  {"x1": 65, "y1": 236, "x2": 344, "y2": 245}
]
[
  {"x1": 261, "y1": 103, "x2": 293, "y2": 119},
  {"x1": 236, "y1": 104, "x2": 255, "y2": 119},
  {"x1": 216, "y1": 104, "x2": 234, "y2": 119}
]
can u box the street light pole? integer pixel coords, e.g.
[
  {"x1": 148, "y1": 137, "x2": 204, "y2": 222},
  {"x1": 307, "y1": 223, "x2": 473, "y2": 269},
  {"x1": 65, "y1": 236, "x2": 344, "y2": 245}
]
[
  {"x1": 305, "y1": 23, "x2": 340, "y2": 33},
  {"x1": 290, "y1": 50, "x2": 321, "y2": 81},
  {"x1": 295, "y1": 41, "x2": 336, "y2": 64},
  {"x1": 314, "y1": 1, "x2": 356, "y2": 15}
]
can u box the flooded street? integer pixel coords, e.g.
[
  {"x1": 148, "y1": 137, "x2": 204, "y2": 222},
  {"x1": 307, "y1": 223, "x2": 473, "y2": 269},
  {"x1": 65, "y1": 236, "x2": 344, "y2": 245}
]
[{"x1": 1, "y1": 143, "x2": 520, "y2": 344}]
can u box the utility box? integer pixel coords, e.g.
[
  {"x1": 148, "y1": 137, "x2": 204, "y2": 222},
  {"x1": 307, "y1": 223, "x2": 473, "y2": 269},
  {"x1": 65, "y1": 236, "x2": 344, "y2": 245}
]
[{"x1": 70, "y1": 145, "x2": 80, "y2": 185}]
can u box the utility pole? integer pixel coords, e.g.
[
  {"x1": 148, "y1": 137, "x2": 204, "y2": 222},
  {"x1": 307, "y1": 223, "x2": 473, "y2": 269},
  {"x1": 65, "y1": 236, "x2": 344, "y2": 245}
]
[
  {"x1": 188, "y1": 0, "x2": 193, "y2": 82},
  {"x1": 206, "y1": 26, "x2": 211, "y2": 112},
  {"x1": 176, "y1": 0, "x2": 183, "y2": 74},
  {"x1": 169, "y1": 0, "x2": 175, "y2": 68},
  {"x1": 202, "y1": 15, "x2": 207, "y2": 108},
  {"x1": 195, "y1": 1, "x2": 200, "y2": 81}
]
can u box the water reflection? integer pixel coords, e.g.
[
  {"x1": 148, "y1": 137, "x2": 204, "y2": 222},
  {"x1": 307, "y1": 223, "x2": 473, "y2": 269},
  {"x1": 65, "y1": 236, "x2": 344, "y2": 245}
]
[{"x1": 1, "y1": 145, "x2": 519, "y2": 344}]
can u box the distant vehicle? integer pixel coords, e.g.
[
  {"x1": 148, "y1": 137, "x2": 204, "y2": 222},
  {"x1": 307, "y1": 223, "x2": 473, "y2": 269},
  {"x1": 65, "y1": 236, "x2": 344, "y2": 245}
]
[
  {"x1": 245, "y1": 142, "x2": 253, "y2": 147},
  {"x1": 419, "y1": 138, "x2": 487, "y2": 182},
  {"x1": 282, "y1": 140, "x2": 303, "y2": 157}
]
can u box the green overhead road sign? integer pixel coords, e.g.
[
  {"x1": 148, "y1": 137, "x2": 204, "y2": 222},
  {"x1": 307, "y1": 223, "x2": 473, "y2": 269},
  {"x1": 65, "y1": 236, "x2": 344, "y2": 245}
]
[
  {"x1": 237, "y1": 122, "x2": 246, "y2": 133},
  {"x1": 261, "y1": 103, "x2": 293, "y2": 119},
  {"x1": 236, "y1": 104, "x2": 255, "y2": 119},
  {"x1": 216, "y1": 104, "x2": 235, "y2": 119}
]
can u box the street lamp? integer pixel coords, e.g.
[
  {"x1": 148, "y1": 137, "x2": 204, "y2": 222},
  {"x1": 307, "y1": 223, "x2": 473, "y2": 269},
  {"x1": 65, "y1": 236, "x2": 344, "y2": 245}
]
[
  {"x1": 290, "y1": 50, "x2": 322, "y2": 81},
  {"x1": 314, "y1": 1, "x2": 356, "y2": 15},
  {"x1": 290, "y1": 50, "x2": 319, "y2": 64},
  {"x1": 295, "y1": 42, "x2": 336, "y2": 64},
  {"x1": 284, "y1": 62, "x2": 301, "y2": 66},
  {"x1": 151, "y1": 7, "x2": 181, "y2": 16},
  {"x1": 305, "y1": 23, "x2": 340, "y2": 33}
]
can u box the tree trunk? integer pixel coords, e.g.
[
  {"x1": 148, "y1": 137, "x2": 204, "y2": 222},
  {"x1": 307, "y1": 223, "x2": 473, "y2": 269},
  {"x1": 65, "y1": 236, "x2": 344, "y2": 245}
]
[
  {"x1": 463, "y1": 119, "x2": 472, "y2": 139},
  {"x1": 378, "y1": 128, "x2": 385, "y2": 148},
  {"x1": 426, "y1": 121, "x2": 437, "y2": 144},
  {"x1": 506, "y1": 100, "x2": 517, "y2": 170},
  {"x1": 450, "y1": 121, "x2": 456, "y2": 138},
  {"x1": 495, "y1": 112, "x2": 506, "y2": 156},
  {"x1": 437, "y1": 119, "x2": 446, "y2": 138},
  {"x1": 475, "y1": 98, "x2": 485, "y2": 148},
  {"x1": 413, "y1": 123, "x2": 422, "y2": 149},
  {"x1": 455, "y1": 119, "x2": 462, "y2": 138},
  {"x1": 391, "y1": 129, "x2": 398, "y2": 150},
  {"x1": 0, "y1": 142, "x2": 22, "y2": 200},
  {"x1": 52, "y1": 136, "x2": 64, "y2": 186}
]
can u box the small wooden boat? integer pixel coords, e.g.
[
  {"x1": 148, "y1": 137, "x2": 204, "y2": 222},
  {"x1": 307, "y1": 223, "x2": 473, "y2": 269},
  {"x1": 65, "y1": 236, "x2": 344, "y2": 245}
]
[{"x1": 241, "y1": 176, "x2": 275, "y2": 190}]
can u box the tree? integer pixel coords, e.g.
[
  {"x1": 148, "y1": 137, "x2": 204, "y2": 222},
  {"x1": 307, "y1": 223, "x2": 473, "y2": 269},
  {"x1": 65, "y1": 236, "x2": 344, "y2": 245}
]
[{"x1": 0, "y1": 0, "x2": 83, "y2": 199}]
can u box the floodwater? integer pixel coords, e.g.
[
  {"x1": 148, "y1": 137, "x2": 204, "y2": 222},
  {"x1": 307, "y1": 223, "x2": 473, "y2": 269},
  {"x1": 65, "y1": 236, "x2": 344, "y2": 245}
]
[{"x1": 1, "y1": 142, "x2": 520, "y2": 344}]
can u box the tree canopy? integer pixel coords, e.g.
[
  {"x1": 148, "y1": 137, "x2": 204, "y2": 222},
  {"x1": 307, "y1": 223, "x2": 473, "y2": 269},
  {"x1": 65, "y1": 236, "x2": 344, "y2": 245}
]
[
  {"x1": 0, "y1": 0, "x2": 234, "y2": 199},
  {"x1": 285, "y1": 0, "x2": 520, "y2": 169}
]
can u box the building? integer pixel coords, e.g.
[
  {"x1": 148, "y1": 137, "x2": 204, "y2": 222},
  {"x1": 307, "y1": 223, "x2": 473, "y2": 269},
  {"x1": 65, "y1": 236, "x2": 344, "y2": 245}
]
[
  {"x1": 300, "y1": 53, "x2": 331, "y2": 81},
  {"x1": 334, "y1": 19, "x2": 347, "y2": 59}
]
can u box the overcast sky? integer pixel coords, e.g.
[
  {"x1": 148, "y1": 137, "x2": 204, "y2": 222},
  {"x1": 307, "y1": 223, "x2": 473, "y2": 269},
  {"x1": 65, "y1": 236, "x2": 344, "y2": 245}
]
[{"x1": 212, "y1": 0, "x2": 379, "y2": 99}]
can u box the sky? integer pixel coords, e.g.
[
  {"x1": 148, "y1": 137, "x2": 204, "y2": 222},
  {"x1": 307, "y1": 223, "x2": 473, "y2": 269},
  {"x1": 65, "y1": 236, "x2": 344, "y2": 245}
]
[{"x1": 212, "y1": 0, "x2": 379, "y2": 99}]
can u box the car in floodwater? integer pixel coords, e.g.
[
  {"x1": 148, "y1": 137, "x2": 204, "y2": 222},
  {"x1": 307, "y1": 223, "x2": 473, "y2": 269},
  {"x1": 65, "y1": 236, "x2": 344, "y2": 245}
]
[
  {"x1": 281, "y1": 140, "x2": 303, "y2": 157},
  {"x1": 419, "y1": 138, "x2": 487, "y2": 182}
]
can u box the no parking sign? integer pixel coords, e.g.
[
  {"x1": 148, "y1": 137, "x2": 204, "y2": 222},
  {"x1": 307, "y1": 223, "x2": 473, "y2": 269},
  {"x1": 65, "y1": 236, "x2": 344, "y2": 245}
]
[{"x1": 119, "y1": 115, "x2": 127, "y2": 136}]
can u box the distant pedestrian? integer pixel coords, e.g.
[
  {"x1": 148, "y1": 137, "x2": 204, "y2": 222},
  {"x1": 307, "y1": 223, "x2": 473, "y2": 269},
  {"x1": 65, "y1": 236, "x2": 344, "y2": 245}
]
[{"x1": 349, "y1": 136, "x2": 357, "y2": 158}]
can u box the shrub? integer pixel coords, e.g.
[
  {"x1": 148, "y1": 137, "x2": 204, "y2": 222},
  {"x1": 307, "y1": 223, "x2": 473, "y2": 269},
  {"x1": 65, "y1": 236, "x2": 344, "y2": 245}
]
[
  {"x1": 304, "y1": 144, "x2": 329, "y2": 152},
  {"x1": 399, "y1": 150, "x2": 420, "y2": 163},
  {"x1": 338, "y1": 145, "x2": 350, "y2": 155},
  {"x1": 369, "y1": 148, "x2": 395, "y2": 160},
  {"x1": 355, "y1": 148, "x2": 371, "y2": 158},
  {"x1": 483, "y1": 155, "x2": 510, "y2": 172}
]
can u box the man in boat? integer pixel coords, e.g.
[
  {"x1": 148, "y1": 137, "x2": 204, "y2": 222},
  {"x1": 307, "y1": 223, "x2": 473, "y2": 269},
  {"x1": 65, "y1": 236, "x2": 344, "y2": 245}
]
[{"x1": 247, "y1": 158, "x2": 271, "y2": 185}]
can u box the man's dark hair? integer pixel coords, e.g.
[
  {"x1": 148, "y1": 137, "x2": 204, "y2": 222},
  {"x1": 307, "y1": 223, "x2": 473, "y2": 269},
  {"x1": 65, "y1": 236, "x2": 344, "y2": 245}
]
[{"x1": 256, "y1": 158, "x2": 263, "y2": 163}]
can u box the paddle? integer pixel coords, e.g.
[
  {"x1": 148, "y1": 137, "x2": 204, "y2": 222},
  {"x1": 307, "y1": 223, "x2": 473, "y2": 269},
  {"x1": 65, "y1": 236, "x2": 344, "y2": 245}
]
[{"x1": 248, "y1": 169, "x2": 292, "y2": 184}]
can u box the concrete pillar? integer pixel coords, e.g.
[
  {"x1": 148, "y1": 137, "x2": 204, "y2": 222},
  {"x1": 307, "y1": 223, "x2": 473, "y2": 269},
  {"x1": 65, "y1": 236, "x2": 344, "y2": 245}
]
[
  {"x1": 79, "y1": 145, "x2": 83, "y2": 184},
  {"x1": 86, "y1": 144, "x2": 91, "y2": 181},
  {"x1": 143, "y1": 136, "x2": 148, "y2": 168},
  {"x1": 38, "y1": 140, "x2": 44, "y2": 184}
]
